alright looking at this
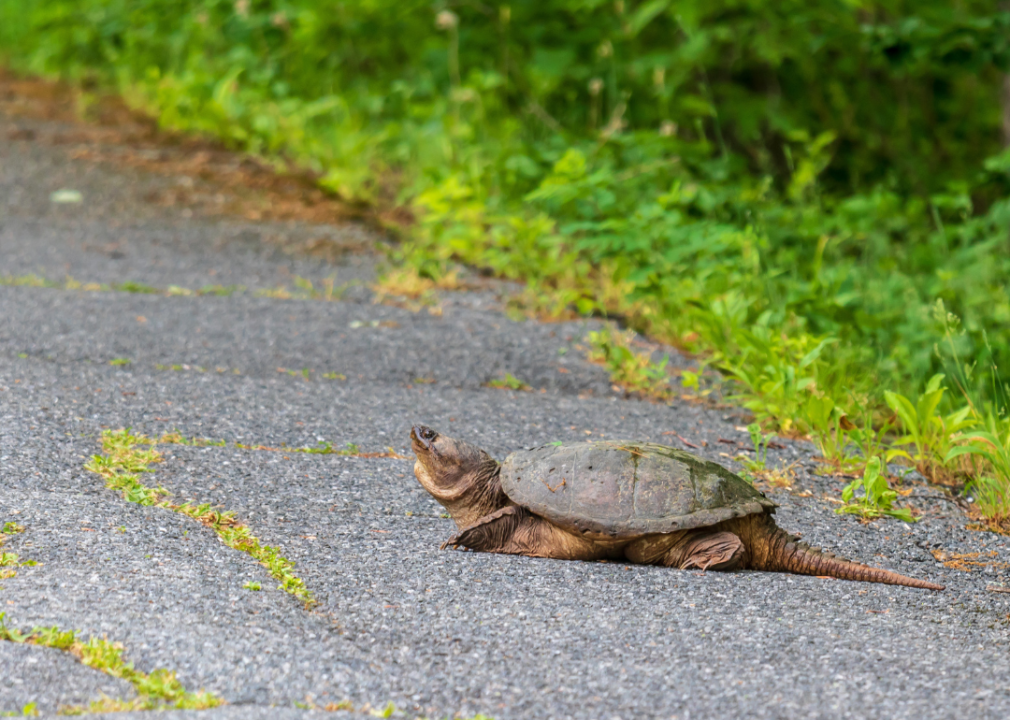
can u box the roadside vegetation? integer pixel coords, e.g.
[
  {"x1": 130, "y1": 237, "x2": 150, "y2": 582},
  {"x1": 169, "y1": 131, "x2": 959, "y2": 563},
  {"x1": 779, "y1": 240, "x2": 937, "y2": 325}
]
[{"x1": 1, "y1": 1, "x2": 1009, "y2": 525}]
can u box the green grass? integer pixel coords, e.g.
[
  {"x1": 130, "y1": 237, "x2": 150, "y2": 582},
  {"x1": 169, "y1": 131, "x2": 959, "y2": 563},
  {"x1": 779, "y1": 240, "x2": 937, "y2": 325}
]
[
  {"x1": 86, "y1": 429, "x2": 316, "y2": 607},
  {"x1": 1, "y1": 273, "x2": 336, "y2": 302},
  {"x1": 0, "y1": 522, "x2": 34, "y2": 580},
  {"x1": 0, "y1": 613, "x2": 223, "y2": 713},
  {"x1": 486, "y1": 373, "x2": 531, "y2": 392}
]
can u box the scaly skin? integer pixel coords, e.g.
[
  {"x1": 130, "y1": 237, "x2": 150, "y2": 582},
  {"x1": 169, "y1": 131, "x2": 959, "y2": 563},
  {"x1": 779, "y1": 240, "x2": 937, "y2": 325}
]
[{"x1": 729, "y1": 513, "x2": 944, "y2": 591}]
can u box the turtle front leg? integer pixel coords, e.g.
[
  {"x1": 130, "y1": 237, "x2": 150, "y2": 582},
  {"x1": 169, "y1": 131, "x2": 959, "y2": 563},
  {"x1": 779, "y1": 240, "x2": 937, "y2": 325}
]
[{"x1": 442, "y1": 506, "x2": 609, "y2": 560}]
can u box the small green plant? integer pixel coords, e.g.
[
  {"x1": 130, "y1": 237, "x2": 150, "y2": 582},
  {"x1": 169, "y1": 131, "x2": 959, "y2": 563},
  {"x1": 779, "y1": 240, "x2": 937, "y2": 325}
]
[
  {"x1": 747, "y1": 423, "x2": 772, "y2": 467},
  {"x1": 1, "y1": 274, "x2": 57, "y2": 289},
  {"x1": 586, "y1": 326, "x2": 670, "y2": 400},
  {"x1": 0, "y1": 613, "x2": 222, "y2": 712},
  {"x1": 946, "y1": 409, "x2": 1010, "y2": 530},
  {"x1": 86, "y1": 429, "x2": 316, "y2": 607},
  {"x1": 885, "y1": 374, "x2": 975, "y2": 483},
  {"x1": 109, "y1": 358, "x2": 132, "y2": 366},
  {"x1": 114, "y1": 281, "x2": 159, "y2": 294},
  {"x1": 197, "y1": 284, "x2": 243, "y2": 296},
  {"x1": 322, "y1": 372, "x2": 346, "y2": 380},
  {"x1": 158, "y1": 433, "x2": 226, "y2": 447},
  {"x1": 1, "y1": 522, "x2": 35, "y2": 579},
  {"x1": 243, "y1": 581, "x2": 261, "y2": 591},
  {"x1": 0, "y1": 702, "x2": 39, "y2": 717},
  {"x1": 254, "y1": 286, "x2": 294, "y2": 299},
  {"x1": 737, "y1": 423, "x2": 773, "y2": 479},
  {"x1": 736, "y1": 424, "x2": 795, "y2": 487},
  {"x1": 848, "y1": 408, "x2": 892, "y2": 473},
  {"x1": 486, "y1": 373, "x2": 531, "y2": 391},
  {"x1": 292, "y1": 275, "x2": 348, "y2": 300},
  {"x1": 802, "y1": 394, "x2": 860, "y2": 469},
  {"x1": 836, "y1": 457, "x2": 916, "y2": 522}
]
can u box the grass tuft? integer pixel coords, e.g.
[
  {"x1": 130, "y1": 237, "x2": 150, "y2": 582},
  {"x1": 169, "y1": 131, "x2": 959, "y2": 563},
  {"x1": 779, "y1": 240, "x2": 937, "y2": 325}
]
[
  {"x1": 86, "y1": 429, "x2": 316, "y2": 607},
  {"x1": 485, "y1": 373, "x2": 531, "y2": 392},
  {"x1": 0, "y1": 613, "x2": 223, "y2": 713},
  {"x1": 0, "y1": 523, "x2": 35, "y2": 580}
]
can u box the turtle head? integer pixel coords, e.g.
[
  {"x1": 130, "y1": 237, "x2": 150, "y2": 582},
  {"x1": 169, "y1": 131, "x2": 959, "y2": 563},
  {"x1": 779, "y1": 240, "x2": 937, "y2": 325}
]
[{"x1": 410, "y1": 425, "x2": 503, "y2": 525}]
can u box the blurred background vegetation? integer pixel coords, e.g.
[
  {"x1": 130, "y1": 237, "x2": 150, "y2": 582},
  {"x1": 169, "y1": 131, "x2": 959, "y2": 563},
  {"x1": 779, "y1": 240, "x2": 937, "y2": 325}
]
[{"x1": 2, "y1": 0, "x2": 1010, "y2": 517}]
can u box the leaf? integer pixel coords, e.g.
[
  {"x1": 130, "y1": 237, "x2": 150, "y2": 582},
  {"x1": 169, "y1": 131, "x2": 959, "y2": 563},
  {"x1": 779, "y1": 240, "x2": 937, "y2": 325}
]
[
  {"x1": 884, "y1": 391, "x2": 920, "y2": 440},
  {"x1": 862, "y1": 456, "x2": 883, "y2": 500},
  {"x1": 884, "y1": 507, "x2": 917, "y2": 523},
  {"x1": 924, "y1": 373, "x2": 945, "y2": 394},
  {"x1": 798, "y1": 337, "x2": 838, "y2": 369},
  {"x1": 885, "y1": 448, "x2": 912, "y2": 462},
  {"x1": 915, "y1": 388, "x2": 945, "y2": 430},
  {"x1": 626, "y1": 0, "x2": 670, "y2": 37}
]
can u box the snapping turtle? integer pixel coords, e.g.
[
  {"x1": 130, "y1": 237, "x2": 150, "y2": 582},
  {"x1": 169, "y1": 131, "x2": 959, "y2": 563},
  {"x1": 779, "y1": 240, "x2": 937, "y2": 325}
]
[{"x1": 410, "y1": 426, "x2": 942, "y2": 590}]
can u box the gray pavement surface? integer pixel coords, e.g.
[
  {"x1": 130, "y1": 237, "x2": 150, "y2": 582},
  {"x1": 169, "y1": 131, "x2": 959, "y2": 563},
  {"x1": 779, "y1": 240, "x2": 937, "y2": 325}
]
[{"x1": 2, "y1": 99, "x2": 1010, "y2": 720}]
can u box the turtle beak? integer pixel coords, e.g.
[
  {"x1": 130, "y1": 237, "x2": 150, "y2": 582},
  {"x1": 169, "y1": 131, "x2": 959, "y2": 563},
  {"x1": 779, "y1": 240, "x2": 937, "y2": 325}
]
[{"x1": 410, "y1": 425, "x2": 436, "y2": 454}]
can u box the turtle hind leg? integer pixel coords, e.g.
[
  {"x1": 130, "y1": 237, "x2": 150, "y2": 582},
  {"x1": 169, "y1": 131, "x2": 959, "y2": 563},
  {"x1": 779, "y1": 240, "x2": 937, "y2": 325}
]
[
  {"x1": 671, "y1": 531, "x2": 747, "y2": 571},
  {"x1": 442, "y1": 506, "x2": 608, "y2": 560},
  {"x1": 625, "y1": 530, "x2": 747, "y2": 571}
]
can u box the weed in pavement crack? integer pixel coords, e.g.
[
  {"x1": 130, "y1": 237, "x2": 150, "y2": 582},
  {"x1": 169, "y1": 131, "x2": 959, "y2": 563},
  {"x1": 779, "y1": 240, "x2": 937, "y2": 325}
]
[
  {"x1": 0, "y1": 612, "x2": 223, "y2": 713},
  {"x1": 85, "y1": 429, "x2": 316, "y2": 607},
  {"x1": 0, "y1": 522, "x2": 35, "y2": 580}
]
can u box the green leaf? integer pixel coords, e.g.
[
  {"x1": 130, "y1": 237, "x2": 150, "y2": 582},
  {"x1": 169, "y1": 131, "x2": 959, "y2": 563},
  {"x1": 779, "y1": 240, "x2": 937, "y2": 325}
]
[
  {"x1": 626, "y1": 0, "x2": 670, "y2": 37},
  {"x1": 884, "y1": 391, "x2": 919, "y2": 439},
  {"x1": 798, "y1": 337, "x2": 838, "y2": 369}
]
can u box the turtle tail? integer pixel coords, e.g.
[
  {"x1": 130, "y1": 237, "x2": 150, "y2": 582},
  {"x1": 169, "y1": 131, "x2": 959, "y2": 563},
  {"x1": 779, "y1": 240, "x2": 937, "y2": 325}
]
[{"x1": 750, "y1": 517, "x2": 943, "y2": 591}]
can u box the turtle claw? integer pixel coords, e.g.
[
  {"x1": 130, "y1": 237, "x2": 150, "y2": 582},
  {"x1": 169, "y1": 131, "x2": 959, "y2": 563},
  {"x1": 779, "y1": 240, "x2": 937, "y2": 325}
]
[{"x1": 440, "y1": 535, "x2": 462, "y2": 551}]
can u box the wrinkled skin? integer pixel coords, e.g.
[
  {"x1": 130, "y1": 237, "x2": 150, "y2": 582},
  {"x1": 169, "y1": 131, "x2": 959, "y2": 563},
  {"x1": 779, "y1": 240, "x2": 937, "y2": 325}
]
[
  {"x1": 410, "y1": 426, "x2": 943, "y2": 590},
  {"x1": 410, "y1": 425, "x2": 508, "y2": 529}
]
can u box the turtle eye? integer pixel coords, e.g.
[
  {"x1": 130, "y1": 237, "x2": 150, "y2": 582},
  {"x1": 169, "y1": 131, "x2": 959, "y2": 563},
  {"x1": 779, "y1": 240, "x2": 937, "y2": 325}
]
[{"x1": 420, "y1": 427, "x2": 437, "y2": 441}]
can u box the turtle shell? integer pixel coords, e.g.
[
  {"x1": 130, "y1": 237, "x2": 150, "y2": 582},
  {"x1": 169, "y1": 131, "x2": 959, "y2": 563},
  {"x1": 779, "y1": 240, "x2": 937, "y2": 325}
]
[{"x1": 500, "y1": 441, "x2": 776, "y2": 538}]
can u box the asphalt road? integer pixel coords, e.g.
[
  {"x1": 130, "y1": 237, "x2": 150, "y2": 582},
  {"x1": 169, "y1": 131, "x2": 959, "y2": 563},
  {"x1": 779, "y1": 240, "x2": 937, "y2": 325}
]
[{"x1": 2, "y1": 95, "x2": 1010, "y2": 720}]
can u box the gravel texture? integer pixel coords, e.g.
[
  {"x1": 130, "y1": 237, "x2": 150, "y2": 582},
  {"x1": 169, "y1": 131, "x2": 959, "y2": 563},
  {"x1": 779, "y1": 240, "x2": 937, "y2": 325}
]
[{"x1": 2, "y1": 99, "x2": 1010, "y2": 720}]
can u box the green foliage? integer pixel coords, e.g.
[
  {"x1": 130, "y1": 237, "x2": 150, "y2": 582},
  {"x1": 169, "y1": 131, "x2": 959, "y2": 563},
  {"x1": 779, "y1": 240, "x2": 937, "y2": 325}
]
[
  {"x1": 947, "y1": 410, "x2": 1010, "y2": 524},
  {"x1": 586, "y1": 326, "x2": 671, "y2": 400},
  {"x1": 741, "y1": 423, "x2": 774, "y2": 474},
  {"x1": 0, "y1": 702, "x2": 38, "y2": 717},
  {"x1": 293, "y1": 441, "x2": 360, "y2": 455},
  {"x1": 486, "y1": 373, "x2": 531, "y2": 392},
  {"x1": 885, "y1": 374, "x2": 976, "y2": 480},
  {"x1": 737, "y1": 423, "x2": 787, "y2": 483},
  {"x1": 837, "y1": 457, "x2": 916, "y2": 523},
  {"x1": 114, "y1": 281, "x2": 159, "y2": 294}
]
